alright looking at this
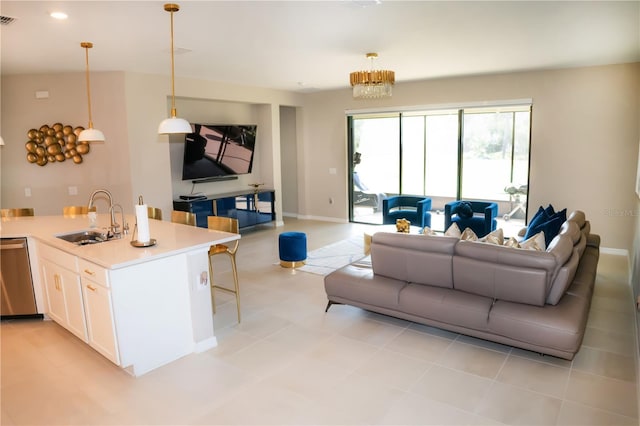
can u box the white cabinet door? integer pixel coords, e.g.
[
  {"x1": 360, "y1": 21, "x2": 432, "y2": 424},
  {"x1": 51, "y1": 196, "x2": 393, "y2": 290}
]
[
  {"x1": 82, "y1": 278, "x2": 120, "y2": 365},
  {"x1": 41, "y1": 259, "x2": 66, "y2": 325},
  {"x1": 40, "y1": 258, "x2": 88, "y2": 342}
]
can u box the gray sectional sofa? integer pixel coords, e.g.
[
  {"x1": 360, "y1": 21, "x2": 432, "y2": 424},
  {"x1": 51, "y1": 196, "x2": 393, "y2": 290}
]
[{"x1": 324, "y1": 211, "x2": 599, "y2": 360}]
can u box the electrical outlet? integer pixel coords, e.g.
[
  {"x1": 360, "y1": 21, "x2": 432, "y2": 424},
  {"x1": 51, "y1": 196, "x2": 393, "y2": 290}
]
[
  {"x1": 195, "y1": 271, "x2": 209, "y2": 291},
  {"x1": 68, "y1": 186, "x2": 78, "y2": 196},
  {"x1": 24, "y1": 187, "x2": 32, "y2": 197}
]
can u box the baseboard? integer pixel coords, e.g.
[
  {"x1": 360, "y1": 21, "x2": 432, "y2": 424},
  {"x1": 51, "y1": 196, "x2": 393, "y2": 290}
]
[
  {"x1": 600, "y1": 247, "x2": 629, "y2": 257},
  {"x1": 194, "y1": 336, "x2": 217, "y2": 353},
  {"x1": 296, "y1": 214, "x2": 349, "y2": 223}
]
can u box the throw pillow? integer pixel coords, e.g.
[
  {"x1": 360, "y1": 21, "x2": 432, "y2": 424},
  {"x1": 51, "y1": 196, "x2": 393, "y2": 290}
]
[
  {"x1": 526, "y1": 215, "x2": 563, "y2": 247},
  {"x1": 460, "y1": 228, "x2": 478, "y2": 241},
  {"x1": 444, "y1": 223, "x2": 461, "y2": 238},
  {"x1": 456, "y1": 201, "x2": 474, "y2": 219},
  {"x1": 482, "y1": 228, "x2": 504, "y2": 245},
  {"x1": 504, "y1": 237, "x2": 520, "y2": 248},
  {"x1": 520, "y1": 231, "x2": 546, "y2": 251},
  {"x1": 421, "y1": 226, "x2": 437, "y2": 236}
]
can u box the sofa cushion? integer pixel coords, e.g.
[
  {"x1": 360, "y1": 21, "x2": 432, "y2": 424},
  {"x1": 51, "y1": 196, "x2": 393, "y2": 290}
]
[
  {"x1": 453, "y1": 241, "x2": 557, "y2": 306},
  {"x1": 489, "y1": 292, "x2": 589, "y2": 354},
  {"x1": 370, "y1": 232, "x2": 457, "y2": 289},
  {"x1": 399, "y1": 284, "x2": 493, "y2": 331},
  {"x1": 324, "y1": 264, "x2": 407, "y2": 309}
]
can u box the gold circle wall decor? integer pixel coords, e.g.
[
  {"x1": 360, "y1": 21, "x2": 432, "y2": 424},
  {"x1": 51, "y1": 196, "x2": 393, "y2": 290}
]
[{"x1": 25, "y1": 123, "x2": 91, "y2": 166}]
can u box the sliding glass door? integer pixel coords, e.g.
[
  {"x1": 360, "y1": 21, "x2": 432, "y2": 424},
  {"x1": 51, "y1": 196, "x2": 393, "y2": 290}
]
[{"x1": 349, "y1": 103, "x2": 531, "y2": 231}]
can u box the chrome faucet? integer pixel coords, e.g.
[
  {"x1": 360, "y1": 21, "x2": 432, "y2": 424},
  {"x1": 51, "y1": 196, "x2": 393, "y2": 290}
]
[
  {"x1": 87, "y1": 189, "x2": 126, "y2": 238},
  {"x1": 109, "y1": 204, "x2": 129, "y2": 237}
]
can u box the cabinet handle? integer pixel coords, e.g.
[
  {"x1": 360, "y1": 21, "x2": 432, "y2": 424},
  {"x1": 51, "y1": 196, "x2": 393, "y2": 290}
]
[
  {"x1": 84, "y1": 269, "x2": 96, "y2": 276},
  {"x1": 86, "y1": 285, "x2": 97, "y2": 292},
  {"x1": 54, "y1": 274, "x2": 60, "y2": 291}
]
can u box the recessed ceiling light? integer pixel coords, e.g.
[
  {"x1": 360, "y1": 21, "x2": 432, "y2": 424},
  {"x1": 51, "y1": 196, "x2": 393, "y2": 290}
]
[{"x1": 50, "y1": 11, "x2": 68, "y2": 20}]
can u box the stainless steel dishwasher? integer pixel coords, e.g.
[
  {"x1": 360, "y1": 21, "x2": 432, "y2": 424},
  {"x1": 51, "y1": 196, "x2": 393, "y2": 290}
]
[{"x1": 1, "y1": 238, "x2": 41, "y2": 319}]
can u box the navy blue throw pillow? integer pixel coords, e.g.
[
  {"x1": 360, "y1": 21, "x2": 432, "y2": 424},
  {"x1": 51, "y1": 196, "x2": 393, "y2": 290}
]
[
  {"x1": 456, "y1": 201, "x2": 474, "y2": 219},
  {"x1": 525, "y1": 205, "x2": 566, "y2": 246}
]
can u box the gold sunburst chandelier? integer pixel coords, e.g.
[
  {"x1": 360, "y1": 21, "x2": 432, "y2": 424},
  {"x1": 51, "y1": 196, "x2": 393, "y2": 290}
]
[{"x1": 349, "y1": 53, "x2": 395, "y2": 99}]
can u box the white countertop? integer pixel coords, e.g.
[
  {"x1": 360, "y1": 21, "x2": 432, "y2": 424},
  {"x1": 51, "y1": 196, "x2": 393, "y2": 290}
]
[{"x1": 0, "y1": 214, "x2": 240, "y2": 270}]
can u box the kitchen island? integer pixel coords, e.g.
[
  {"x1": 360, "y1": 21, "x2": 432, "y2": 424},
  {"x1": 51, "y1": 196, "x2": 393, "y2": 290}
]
[{"x1": 1, "y1": 214, "x2": 239, "y2": 376}]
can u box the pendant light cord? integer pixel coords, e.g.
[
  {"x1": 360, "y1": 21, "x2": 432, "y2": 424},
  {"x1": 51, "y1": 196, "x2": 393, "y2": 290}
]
[
  {"x1": 169, "y1": 8, "x2": 177, "y2": 117},
  {"x1": 82, "y1": 42, "x2": 94, "y2": 129}
]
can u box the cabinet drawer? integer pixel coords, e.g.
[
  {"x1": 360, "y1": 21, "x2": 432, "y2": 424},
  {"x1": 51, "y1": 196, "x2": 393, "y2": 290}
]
[
  {"x1": 38, "y1": 243, "x2": 77, "y2": 272},
  {"x1": 78, "y1": 258, "x2": 109, "y2": 288}
]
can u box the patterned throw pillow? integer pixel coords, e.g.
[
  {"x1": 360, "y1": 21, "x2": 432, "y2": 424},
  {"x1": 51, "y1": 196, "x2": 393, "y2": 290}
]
[
  {"x1": 421, "y1": 226, "x2": 437, "y2": 236},
  {"x1": 504, "y1": 237, "x2": 520, "y2": 248},
  {"x1": 460, "y1": 228, "x2": 478, "y2": 241},
  {"x1": 444, "y1": 223, "x2": 462, "y2": 238},
  {"x1": 520, "y1": 231, "x2": 546, "y2": 251},
  {"x1": 482, "y1": 228, "x2": 504, "y2": 245}
]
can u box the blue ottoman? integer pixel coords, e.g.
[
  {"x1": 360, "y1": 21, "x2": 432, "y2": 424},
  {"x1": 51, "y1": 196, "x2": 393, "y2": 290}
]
[{"x1": 279, "y1": 232, "x2": 307, "y2": 268}]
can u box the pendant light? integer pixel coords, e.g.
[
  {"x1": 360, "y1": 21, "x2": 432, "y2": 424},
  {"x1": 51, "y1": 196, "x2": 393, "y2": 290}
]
[
  {"x1": 158, "y1": 3, "x2": 191, "y2": 134},
  {"x1": 78, "y1": 42, "x2": 105, "y2": 142}
]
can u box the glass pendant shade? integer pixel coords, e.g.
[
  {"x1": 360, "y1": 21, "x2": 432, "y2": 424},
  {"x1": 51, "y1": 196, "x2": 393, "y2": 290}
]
[
  {"x1": 78, "y1": 127, "x2": 105, "y2": 142},
  {"x1": 158, "y1": 115, "x2": 192, "y2": 134},
  {"x1": 159, "y1": 3, "x2": 190, "y2": 135}
]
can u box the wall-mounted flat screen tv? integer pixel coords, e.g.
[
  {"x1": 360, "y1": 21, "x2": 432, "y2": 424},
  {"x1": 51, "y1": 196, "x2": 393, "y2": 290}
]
[{"x1": 182, "y1": 124, "x2": 257, "y2": 181}]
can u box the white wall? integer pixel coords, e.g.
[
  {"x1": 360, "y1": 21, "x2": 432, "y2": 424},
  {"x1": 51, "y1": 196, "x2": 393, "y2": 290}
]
[
  {"x1": 301, "y1": 63, "x2": 640, "y2": 251},
  {"x1": 2, "y1": 71, "x2": 304, "y2": 222},
  {"x1": 1, "y1": 72, "x2": 132, "y2": 215}
]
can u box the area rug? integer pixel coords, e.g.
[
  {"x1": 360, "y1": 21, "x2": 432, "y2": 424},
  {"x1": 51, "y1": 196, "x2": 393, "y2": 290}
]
[{"x1": 298, "y1": 236, "x2": 366, "y2": 276}]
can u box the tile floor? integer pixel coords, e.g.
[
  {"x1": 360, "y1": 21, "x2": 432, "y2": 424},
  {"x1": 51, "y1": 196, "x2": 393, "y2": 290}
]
[{"x1": 1, "y1": 218, "x2": 638, "y2": 425}]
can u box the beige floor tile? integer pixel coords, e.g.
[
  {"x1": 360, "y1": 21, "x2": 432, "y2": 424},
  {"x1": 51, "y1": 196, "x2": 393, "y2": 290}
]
[
  {"x1": 565, "y1": 370, "x2": 638, "y2": 418},
  {"x1": 306, "y1": 334, "x2": 381, "y2": 372},
  {"x1": 586, "y1": 307, "x2": 635, "y2": 335},
  {"x1": 475, "y1": 381, "x2": 562, "y2": 426},
  {"x1": 384, "y1": 327, "x2": 454, "y2": 362},
  {"x1": 352, "y1": 346, "x2": 432, "y2": 391},
  {"x1": 557, "y1": 400, "x2": 639, "y2": 426},
  {"x1": 337, "y1": 316, "x2": 407, "y2": 346},
  {"x1": 437, "y1": 340, "x2": 508, "y2": 379},
  {"x1": 582, "y1": 326, "x2": 637, "y2": 356},
  {"x1": 571, "y1": 345, "x2": 636, "y2": 382},
  {"x1": 380, "y1": 391, "x2": 501, "y2": 425},
  {"x1": 411, "y1": 365, "x2": 494, "y2": 412},
  {"x1": 496, "y1": 354, "x2": 570, "y2": 399},
  {"x1": 312, "y1": 373, "x2": 407, "y2": 424}
]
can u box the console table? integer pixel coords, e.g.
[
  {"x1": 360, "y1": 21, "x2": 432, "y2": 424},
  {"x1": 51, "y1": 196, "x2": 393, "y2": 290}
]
[{"x1": 173, "y1": 189, "x2": 276, "y2": 229}]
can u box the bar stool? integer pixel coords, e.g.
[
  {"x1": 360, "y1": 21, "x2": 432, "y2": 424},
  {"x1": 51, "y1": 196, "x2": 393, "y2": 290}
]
[
  {"x1": 63, "y1": 206, "x2": 96, "y2": 216},
  {"x1": 171, "y1": 210, "x2": 196, "y2": 226},
  {"x1": 148, "y1": 206, "x2": 163, "y2": 220},
  {"x1": 1, "y1": 208, "x2": 34, "y2": 218},
  {"x1": 207, "y1": 216, "x2": 241, "y2": 323}
]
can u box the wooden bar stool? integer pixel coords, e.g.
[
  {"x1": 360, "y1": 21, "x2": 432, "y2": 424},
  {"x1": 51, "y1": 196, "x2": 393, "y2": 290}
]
[
  {"x1": 171, "y1": 210, "x2": 196, "y2": 226},
  {"x1": 147, "y1": 207, "x2": 163, "y2": 220},
  {"x1": 63, "y1": 206, "x2": 96, "y2": 216},
  {"x1": 207, "y1": 216, "x2": 241, "y2": 323},
  {"x1": 1, "y1": 208, "x2": 34, "y2": 218}
]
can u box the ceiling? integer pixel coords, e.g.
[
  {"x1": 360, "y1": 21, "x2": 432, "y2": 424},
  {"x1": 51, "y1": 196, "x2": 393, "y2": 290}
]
[{"x1": 1, "y1": 1, "x2": 639, "y2": 93}]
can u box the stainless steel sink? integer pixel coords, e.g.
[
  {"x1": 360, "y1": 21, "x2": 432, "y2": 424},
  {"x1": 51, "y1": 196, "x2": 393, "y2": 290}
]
[{"x1": 56, "y1": 230, "x2": 110, "y2": 246}]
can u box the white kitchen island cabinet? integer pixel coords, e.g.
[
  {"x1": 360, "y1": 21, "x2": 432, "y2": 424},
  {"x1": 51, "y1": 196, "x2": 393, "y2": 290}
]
[{"x1": 1, "y1": 213, "x2": 240, "y2": 377}]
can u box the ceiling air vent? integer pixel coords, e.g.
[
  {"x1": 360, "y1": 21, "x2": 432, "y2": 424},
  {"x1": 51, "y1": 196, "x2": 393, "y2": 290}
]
[{"x1": 0, "y1": 16, "x2": 16, "y2": 25}]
